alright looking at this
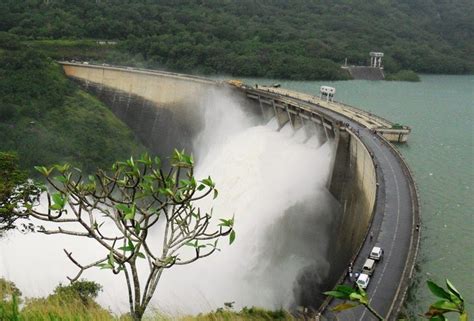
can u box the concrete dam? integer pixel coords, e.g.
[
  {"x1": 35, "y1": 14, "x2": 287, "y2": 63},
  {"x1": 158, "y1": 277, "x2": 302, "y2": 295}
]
[{"x1": 60, "y1": 62, "x2": 420, "y2": 320}]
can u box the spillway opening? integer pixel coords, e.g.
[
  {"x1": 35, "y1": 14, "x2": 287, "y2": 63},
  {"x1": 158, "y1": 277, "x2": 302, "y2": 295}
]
[{"x1": 0, "y1": 86, "x2": 346, "y2": 315}]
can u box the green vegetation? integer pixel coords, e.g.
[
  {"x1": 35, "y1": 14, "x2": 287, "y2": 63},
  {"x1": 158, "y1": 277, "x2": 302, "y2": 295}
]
[
  {"x1": 1, "y1": 0, "x2": 473, "y2": 80},
  {"x1": 26, "y1": 39, "x2": 114, "y2": 62},
  {"x1": 0, "y1": 34, "x2": 144, "y2": 175},
  {"x1": 1, "y1": 279, "x2": 113, "y2": 321},
  {"x1": 423, "y1": 280, "x2": 468, "y2": 321},
  {"x1": 325, "y1": 279, "x2": 469, "y2": 321},
  {"x1": 182, "y1": 307, "x2": 294, "y2": 321},
  {"x1": 325, "y1": 284, "x2": 384, "y2": 320},
  {"x1": 386, "y1": 70, "x2": 421, "y2": 82},
  {"x1": 1, "y1": 278, "x2": 295, "y2": 321},
  {"x1": 0, "y1": 152, "x2": 41, "y2": 234},
  {"x1": 392, "y1": 123, "x2": 405, "y2": 129},
  {"x1": 0, "y1": 152, "x2": 26, "y2": 232},
  {"x1": 29, "y1": 151, "x2": 234, "y2": 320}
]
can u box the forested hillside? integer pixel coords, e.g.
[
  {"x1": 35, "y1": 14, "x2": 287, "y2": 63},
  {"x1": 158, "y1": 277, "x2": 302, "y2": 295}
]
[
  {"x1": 0, "y1": 33, "x2": 144, "y2": 175},
  {"x1": 1, "y1": 0, "x2": 472, "y2": 80}
]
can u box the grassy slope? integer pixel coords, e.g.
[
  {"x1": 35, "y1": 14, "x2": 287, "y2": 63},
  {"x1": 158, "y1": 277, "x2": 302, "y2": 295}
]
[
  {"x1": 8, "y1": 90, "x2": 144, "y2": 174},
  {"x1": 0, "y1": 38, "x2": 144, "y2": 175}
]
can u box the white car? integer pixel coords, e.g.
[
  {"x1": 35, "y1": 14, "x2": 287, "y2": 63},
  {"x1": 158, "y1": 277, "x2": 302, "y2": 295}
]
[
  {"x1": 369, "y1": 246, "x2": 384, "y2": 261},
  {"x1": 362, "y1": 258, "x2": 376, "y2": 276},
  {"x1": 356, "y1": 273, "x2": 370, "y2": 289}
]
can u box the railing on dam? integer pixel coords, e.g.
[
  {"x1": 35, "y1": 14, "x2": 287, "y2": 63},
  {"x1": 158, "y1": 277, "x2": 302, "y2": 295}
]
[
  {"x1": 229, "y1": 82, "x2": 420, "y2": 321},
  {"x1": 241, "y1": 84, "x2": 411, "y2": 143},
  {"x1": 58, "y1": 62, "x2": 420, "y2": 320}
]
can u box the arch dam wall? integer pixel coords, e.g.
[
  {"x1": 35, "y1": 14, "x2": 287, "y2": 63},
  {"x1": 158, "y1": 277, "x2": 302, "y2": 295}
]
[{"x1": 59, "y1": 62, "x2": 419, "y2": 320}]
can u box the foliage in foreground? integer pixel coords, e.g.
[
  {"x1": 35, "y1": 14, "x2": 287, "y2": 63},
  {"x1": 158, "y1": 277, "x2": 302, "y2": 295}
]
[
  {"x1": 182, "y1": 306, "x2": 294, "y2": 321},
  {"x1": 26, "y1": 151, "x2": 234, "y2": 320},
  {"x1": 1, "y1": 278, "x2": 293, "y2": 321},
  {"x1": 0, "y1": 279, "x2": 111, "y2": 321},
  {"x1": 423, "y1": 280, "x2": 468, "y2": 321},
  {"x1": 0, "y1": 152, "x2": 40, "y2": 234},
  {"x1": 325, "y1": 279, "x2": 468, "y2": 321}
]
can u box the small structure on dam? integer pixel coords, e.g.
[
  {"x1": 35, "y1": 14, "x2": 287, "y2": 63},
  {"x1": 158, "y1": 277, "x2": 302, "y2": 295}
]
[
  {"x1": 370, "y1": 52, "x2": 384, "y2": 68},
  {"x1": 58, "y1": 62, "x2": 420, "y2": 321},
  {"x1": 320, "y1": 86, "x2": 336, "y2": 102},
  {"x1": 342, "y1": 51, "x2": 386, "y2": 80},
  {"x1": 254, "y1": 85, "x2": 410, "y2": 143}
]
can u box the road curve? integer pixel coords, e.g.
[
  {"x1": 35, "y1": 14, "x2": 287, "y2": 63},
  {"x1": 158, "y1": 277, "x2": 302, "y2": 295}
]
[{"x1": 251, "y1": 88, "x2": 420, "y2": 321}]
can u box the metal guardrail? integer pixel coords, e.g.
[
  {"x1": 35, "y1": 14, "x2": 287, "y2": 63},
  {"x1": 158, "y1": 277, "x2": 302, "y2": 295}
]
[
  {"x1": 377, "y1": 136, "x2": 421, "y2": 319},
  {"x1": 258, "y1": 86, "x2": 409, "y2": 131}
]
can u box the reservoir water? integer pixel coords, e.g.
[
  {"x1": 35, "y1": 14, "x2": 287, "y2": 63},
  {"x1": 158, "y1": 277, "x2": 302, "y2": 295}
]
[{"x1": 235, "y1": 74, "x2": 474, "y2": 316}]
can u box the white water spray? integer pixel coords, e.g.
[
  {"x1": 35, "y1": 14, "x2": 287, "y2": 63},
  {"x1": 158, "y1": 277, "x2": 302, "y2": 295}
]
[{"x1": 0, "y1": 88, "x2": 337, "y2": 315}]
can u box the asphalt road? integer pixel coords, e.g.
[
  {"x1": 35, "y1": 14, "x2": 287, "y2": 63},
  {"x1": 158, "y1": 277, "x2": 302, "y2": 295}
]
[{"x1": 307, "y1": 104, "x2": 416, "y2": 321}]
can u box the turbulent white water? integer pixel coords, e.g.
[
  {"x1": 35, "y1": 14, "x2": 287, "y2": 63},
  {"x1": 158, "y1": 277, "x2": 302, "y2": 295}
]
[{"x1": 0, "y1": 88, "x2": 337, "y2": 315}]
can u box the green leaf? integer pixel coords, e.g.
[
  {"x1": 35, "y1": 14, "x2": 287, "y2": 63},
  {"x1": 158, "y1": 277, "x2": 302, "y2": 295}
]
[
  {"x1": 134, "y1": 224, "x2": 141, "y2": 235},
  {"x1": 229, "y1": 230, "x2": 236, "y2": 245},
  {"x1": 118, "y1": 240, "x2": 135, "y2": 252},
  {"x1": 331, "y1": 302, "x2": 358, "y2": 312},
  {"x1": 186, "y1": 154, "x2": 194, "y2": 165},
  {"x1": 116, "y1": 204, "x2": 136, "y2": 220},
  {"x1": 136, "y1": 252, "x2": 145, "y2": 259},
  {"x1": 334, "y1": 285, "x2": 356, "y2": 295},
  {"x1": 54, "y1": 164, "x2": 71, "y2": 173},
  {"x1": 446, "y1": 279, "x2": 464, "y2": 302},
  {"x1": 185, "y1": 241, "x2": 197, "y2": 248},
  {"x1": 51, "y1": 192, "x2": 65, "y2": 209},
  {"x1": 55, "y1": 175, "x2": 68, "y2": 183},
  {"x1": 219, "y1": 218, "x2": 232, "y2": 227},
  {"x1": 324, "y1": 291, "x2": 350, "y2": 299},
  {"x1": 49, "y1": 204, "x2": 62, "y2": 211},
  {"x1": 34, "y1": 166, "x2": 53, "y2": 176},
  {"x1": 124, "y1": 204, "x2": 136, "y2": 220},
  {"x1": 180, "y1": 179, "x2": 191, "y2": 187},
  {"x1": 197, "y1": 184, "x2": 206, "y2": 191},
  {"x1": 427, "y1": 281, "x2": 451, "y2": 300},
  {"x1": 108, "y1": 251, "x2": 115, "y2": 267},
  {"x1": 97, "y1": 263, "x2": 113, "y2": 270},
  {"x1": 201, "y1": 177, "x2": 215, "y2": 188},
  {"x1": 138, "y1": 153, "x2": 152, "y2": 165},
  {"x1": 154, "y1": 156, "x2": 161, "y2": 167},
  {"x1": 349, "y1": 292, "x2": 363, "y2": 301},
  {"x1": 431, "y1": 300, "x2": 459, "y2": 312},
  {"x1": 213, "y1": 189, "x2": 218, "y2": 199},
  {"x1": 429, "y1": 316, "x2": 446, "y2": 321},
  {"x1": 116, "y1": 204, "x2": 129, "y2": 213},
  {"x1": 159, "y1": 188, "x2": 174, "y2": 197},
  {"x1": 127, "y1": 157, "x2": 135, "y2": 168},
  {"x1": 460, "y1": 312, "x2": 468, "y2": 321}
]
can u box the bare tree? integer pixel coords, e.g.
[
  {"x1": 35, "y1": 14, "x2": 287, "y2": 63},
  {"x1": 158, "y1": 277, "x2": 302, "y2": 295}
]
[{"x1": 28, "y1": 151, "x2": 235, "y2": 321}]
